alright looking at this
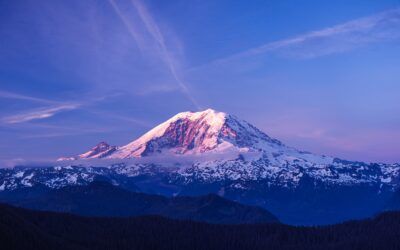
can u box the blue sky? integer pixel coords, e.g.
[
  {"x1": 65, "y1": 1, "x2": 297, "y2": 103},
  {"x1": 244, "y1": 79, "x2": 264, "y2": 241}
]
[{"x1": 1, "y1": 0, "x2": 400, "y2": 165}]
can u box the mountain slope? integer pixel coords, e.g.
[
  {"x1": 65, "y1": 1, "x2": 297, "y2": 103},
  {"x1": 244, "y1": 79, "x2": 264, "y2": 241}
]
[
  {"x1": 0, "y1": 181, "x2": 278, "y2": 224},
  {"x1": 1, "y1": 203, "x2": 400, "y2": 250}
]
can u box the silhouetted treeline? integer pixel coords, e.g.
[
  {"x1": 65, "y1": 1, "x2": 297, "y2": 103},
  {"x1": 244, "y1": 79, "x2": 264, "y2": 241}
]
[{"x1": 1, "y1": 203, "x2": 400, "y2": 250}]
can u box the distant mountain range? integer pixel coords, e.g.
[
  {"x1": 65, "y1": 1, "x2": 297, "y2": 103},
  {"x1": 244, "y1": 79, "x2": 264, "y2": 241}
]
[
  {"x1": 1, "y1": 109, "x2": 399, "y2": 225},
  {"x1": 0, "y1": 181, "x2": 277, "y2": 224},
  {"x1": 1, "y1": 203, "x2": 400, "y2": 250}
]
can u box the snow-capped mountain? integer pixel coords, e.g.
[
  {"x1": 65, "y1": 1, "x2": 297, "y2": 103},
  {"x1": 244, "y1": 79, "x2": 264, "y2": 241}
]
[
  {"x1": 56, "y1": 108, "x2": 400, "y2": 187},
  {"x1": 2, "y1": 109, "x2": 400, "y2": 225},
  {"x1": 8, "y1": 108, "x2": 400, "y2": 190},
  {"x1": 64, "y1": 109, "x2": 332, "y2": 164}
]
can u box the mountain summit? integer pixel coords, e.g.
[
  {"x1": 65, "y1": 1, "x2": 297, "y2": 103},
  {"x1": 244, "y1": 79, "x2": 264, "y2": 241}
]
[{"x1": 65, "y1": 108, "x2": 302, "y2": 160}]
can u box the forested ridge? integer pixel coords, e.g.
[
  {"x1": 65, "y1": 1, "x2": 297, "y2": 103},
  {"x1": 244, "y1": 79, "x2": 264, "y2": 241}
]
[{"x1": 1, "y1": 203, "x2": 400, "y2": 250}]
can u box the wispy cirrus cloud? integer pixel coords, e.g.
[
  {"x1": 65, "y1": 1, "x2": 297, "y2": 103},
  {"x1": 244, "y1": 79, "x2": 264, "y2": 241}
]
[
  {"x1": 1, "y1": 104, "x2": 80, "y2": 124},
  {"x1": 108, "y1": 0, "x2": 201, "y2": 109},
  {"x1": 209, "y1": 8, "x2": 400, "y2": 64},
  {"x1": 0, "y1": 89, "x2": 125, "y2": 125},
  {"x1": 130, "y1": 0, "x2": 197, "y2": 105},
  {"x1": 0, "y1": 90, "x2": 79, "y2": 124},
  {"x1": 108, "y1": 0, "x2": 146, "y2": 51},
  {"x1": 0, "y1": 90, "x2": 56, "y2": 104}
]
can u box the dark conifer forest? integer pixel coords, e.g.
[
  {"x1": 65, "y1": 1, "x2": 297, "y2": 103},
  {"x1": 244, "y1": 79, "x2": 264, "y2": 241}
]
[{"x1": 1, "y1": 203, "x2": 400, "y2": 250}]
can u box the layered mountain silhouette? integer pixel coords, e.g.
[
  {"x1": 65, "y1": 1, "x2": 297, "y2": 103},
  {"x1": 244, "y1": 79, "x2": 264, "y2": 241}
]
[{"x1": 0, "y1": 181, "x2": 278, "y2": 224}]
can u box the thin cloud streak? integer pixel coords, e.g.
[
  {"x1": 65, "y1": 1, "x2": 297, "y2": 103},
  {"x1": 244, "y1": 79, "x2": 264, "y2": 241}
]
[
  {"x1": 0, "y1": 90, "x2": 57, "y2": 104},
  {"x1": 130, "y1": 0, "x2": 200, "y2": 109},
  {"x1": 108, "y1": 0, "x2": 146, "y2": 51},
  {"x1": 208, "y1": 8, "x2": 400, "y2": 65},
  {"x1": 0, "y1": 92, "x2": 124, "y2": 125},
  {"x1": 1, "y1": 104, "x2": 80, "y2": 124},
  {"x1": 108, "y1": 0, "x2": 201, "y2": 109}
]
